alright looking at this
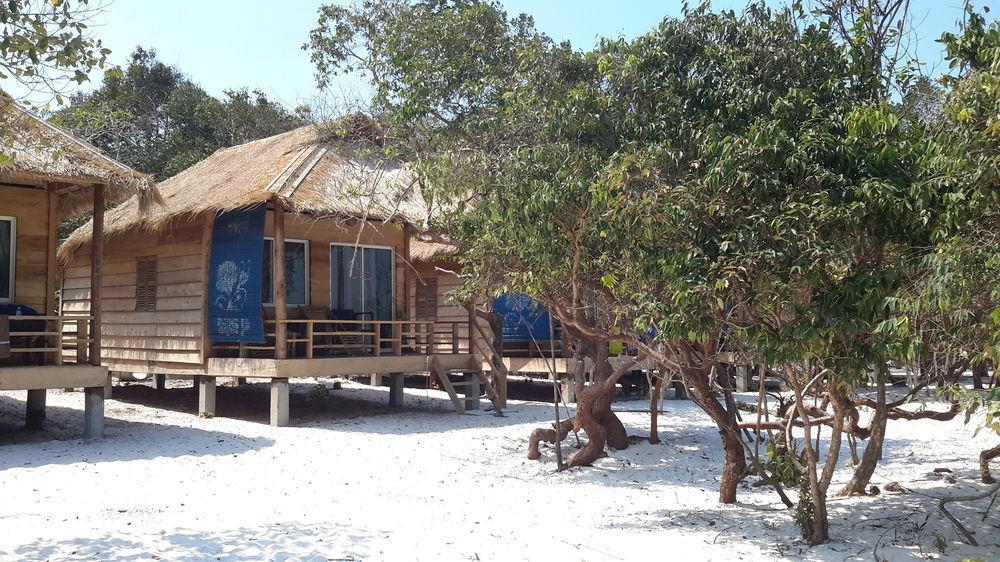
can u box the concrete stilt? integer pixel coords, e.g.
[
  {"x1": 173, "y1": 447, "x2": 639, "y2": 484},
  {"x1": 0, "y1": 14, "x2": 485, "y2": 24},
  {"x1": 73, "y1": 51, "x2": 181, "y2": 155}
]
[
  {"x1": 236, "y1": 377, "x2": 247, "y2": 386},
  {"x1": 735, "y1": 365, "x2": 749, "y2": 392},
  {"x1": 560, "y1": 375, "x2": 577, "y2": 403},
  {"x1": 84, "y1": 386, "x2": 105, "y2": 439},
  {"x1": 25, "y1": 389, "x2": 47, "y2": 430},
  {"x1": 153, "y1": 373, "x2": 167, "y2": 390},
  {"x1": 198, "y1": 377, "x2": 217, "y2": 417},
  {"x1": 103, "y1": 373, "x2": 113, "y2": 399},
  {"x1": 463, "y1": 372, "x2": 481, "y2": 411},
  {"x1": 270, "y1": 378, "x2": 290, "y2": 426},
  {"x1": 369, "y1": 373, "x2": 383, "y2": 386},
  {"x1": 389, "y1": 373, "x2": 405, "y2": 407},
  {"x1": 191, "y1": 375, "x2": 202, "y2": 392}
]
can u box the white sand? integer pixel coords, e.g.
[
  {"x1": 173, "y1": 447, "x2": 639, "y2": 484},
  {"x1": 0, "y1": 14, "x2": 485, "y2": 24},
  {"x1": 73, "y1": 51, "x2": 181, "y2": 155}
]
[{"x1": 0, "y1": 379, "x2": 996, "y2": 561}]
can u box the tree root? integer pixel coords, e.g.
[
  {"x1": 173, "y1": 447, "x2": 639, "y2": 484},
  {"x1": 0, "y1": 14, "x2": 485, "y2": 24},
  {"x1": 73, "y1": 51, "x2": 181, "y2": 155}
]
[
  {"x1": 937, "y1": 481, "x2": 1000, "y2": 546},
  {"x1": 981, "y1": 443, "x2": 1000, "y2": 484},
  {"x1": 527, "y1": 418, "x2": 576, "y2": 460}
]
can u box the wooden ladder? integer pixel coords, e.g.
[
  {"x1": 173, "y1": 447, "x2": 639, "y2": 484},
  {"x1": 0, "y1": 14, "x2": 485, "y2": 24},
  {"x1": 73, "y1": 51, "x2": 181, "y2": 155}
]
[
  {"x1": 467, "y1": 307, "x2": 510, "y2": 408},
  {"x1": 429, "y1": 356, "x2": 503, "y2": 415}
]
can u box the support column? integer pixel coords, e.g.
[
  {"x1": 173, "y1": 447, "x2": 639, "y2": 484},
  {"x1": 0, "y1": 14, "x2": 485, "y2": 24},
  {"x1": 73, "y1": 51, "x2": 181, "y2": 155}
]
[
  {"x1": 198, "y1": 376, "x2": 217, "y2": 417},
  {"x1": 153, "y1": 373, "x2": 167, "y2": 390},
  {"x1": 236, "y1": 377, "x2": 246, "y2": 386},
  {"x1": 90, "y1": 183, "x2": 104, "y2": 368},
  {"x1": 84, "y1": 386, "x2": 105, "y2": 439},
  {"x1": 463, "y1": 372, "x2": 481, "y2": 411},
  {"x1": 272, "y1": 198, "x2": 288, "y2": 360},
  {"x1": 103, "y1": 373, "x2": 113, "y2": 399},
  {"x1": 560, "y1": 374, "x2": 576, "y2": 403},
  {"x1": 270, "y1": 377, "x2": 289, "y2": 426},
  {"x1": 389, "y1": 373, "x2": 405, "y2": 407},
  {"x1": 25, "y1": 389, "x2": 46, "y2": 430},
  {"x1": 370, "y1": 373, "x2": 383, "y2": 386},
  {"x1": 735, "y1": 365, "x2": 749, "y2": 392}
]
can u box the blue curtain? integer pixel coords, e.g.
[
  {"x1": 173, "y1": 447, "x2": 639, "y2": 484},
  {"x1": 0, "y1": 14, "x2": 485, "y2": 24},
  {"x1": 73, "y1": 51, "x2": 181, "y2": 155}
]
[
  {"x1": 208, "y1": 206, "x2": 266, "y2": 344},
  {"x1": 492, "y1": 292, "x2": 551, "y2": 341}
]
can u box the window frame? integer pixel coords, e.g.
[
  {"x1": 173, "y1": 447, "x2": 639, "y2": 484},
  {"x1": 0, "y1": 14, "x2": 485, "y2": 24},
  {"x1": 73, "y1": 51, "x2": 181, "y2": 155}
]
[
  {"x1": 262, "y1": 237, "x2": 310, "y2": 307},
  {"x1": 328, "y1": 242, "x2": 396, "y2": 321},
  {"x1": 0, "y1": 216, "x2": 16, "y2": 304}
]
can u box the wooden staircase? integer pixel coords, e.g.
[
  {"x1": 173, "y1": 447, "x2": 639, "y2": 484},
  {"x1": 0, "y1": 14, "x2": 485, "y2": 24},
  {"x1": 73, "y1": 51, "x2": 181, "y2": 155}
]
[{"x1": 429, "y1": 355, "x2": 503, "y2": 415}]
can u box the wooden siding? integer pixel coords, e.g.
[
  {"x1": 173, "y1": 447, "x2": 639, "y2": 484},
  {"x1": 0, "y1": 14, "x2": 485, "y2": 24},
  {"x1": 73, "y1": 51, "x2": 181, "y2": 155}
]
[
  {"x1": 62, "y1": 219, "x2": 207, "y2": 373},
  {"x1": 408, "y1": 259, "x2": 489, "y2": 354},
  {"x1": 0, "y1": 183, "x2": 53, "y2": 313}
]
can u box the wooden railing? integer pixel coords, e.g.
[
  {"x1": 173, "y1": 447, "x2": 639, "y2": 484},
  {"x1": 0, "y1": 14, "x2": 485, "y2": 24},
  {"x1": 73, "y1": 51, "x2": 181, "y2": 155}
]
[
  {"x1": 216, "y1": 319, "x2": 474, "y2": 360},
  {"x1": 5, "y1": 315, "x2": 94, "y2": 366}
]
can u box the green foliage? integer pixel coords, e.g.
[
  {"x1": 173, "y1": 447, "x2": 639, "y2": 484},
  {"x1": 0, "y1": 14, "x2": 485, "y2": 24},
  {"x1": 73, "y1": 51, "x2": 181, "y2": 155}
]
[
  {"x1": 50, "y1": 47, "x2": 307, "y2": 181},
  {"x1": 761, "y1": 435, "x2": 805, "y2": 487},
  {"x1": 0, "y1": 0, "x2": 112, "y2": 103}
]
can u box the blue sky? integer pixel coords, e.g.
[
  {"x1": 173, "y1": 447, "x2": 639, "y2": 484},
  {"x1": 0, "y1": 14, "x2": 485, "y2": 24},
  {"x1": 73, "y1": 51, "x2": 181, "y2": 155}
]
[{"x1": 6, "y1": 0, "x2": 997, "y2": 108}]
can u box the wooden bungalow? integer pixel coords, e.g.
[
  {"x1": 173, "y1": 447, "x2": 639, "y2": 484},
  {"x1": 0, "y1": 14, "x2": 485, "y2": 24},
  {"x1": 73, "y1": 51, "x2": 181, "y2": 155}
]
[
  {"x1": 0, "y1": 96, "x2": 155, "y2": 437},
  {"x1": 59, "y1": 123, "x2": 503, "y2": 426}
]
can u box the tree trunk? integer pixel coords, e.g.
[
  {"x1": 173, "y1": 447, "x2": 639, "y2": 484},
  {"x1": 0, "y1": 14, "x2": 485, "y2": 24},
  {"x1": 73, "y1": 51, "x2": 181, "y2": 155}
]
[
  {"x1": 972, "y1": 361, "x2": 987, "y2": 390},
  {"x1": 649, "y1": 374, "x2": 663, "y2": 444},
  {"x1": 685, "y1": 367, "x2": 747, "y2": 504},
  {"x1": 587, "y1": 341, "x2": 629, "y2": 450},
  {"x1": 981, "y1": 442, "x2": 1000, "y2": 484},
  {"x1": 839, "y1": 374, "x2": 887, "y2": 496}
]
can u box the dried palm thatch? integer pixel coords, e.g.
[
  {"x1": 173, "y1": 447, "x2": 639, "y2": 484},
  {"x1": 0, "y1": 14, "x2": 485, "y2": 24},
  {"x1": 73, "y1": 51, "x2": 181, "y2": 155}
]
[
  {"x1": 60, "y1": 120, "x2": 432, "y2": 262},
  {"x1": 0, "y1": 94, "x2": 156, "y2": 218},
  {"x1": 410, "y1": 239, "x2": 460, "y2": 263}
]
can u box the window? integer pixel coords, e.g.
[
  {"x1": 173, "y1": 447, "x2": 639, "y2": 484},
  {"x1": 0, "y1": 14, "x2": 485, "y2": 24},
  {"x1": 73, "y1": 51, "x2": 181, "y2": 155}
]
[
  {"x1": 263, "y1": 238, "x2": 308, "y2": 306},
  {"x1": 135, "y1": 256, "x2": 157, "y2": 312},
  {"x1": 0, "y1": 217, "x2": 15, "y2": 304},
  {"x1": 330, "y1": 244, "x2": 393, "y2": 321},
  {"x1": 415, "y1": 278, "x2": 438, "y2": 320}
]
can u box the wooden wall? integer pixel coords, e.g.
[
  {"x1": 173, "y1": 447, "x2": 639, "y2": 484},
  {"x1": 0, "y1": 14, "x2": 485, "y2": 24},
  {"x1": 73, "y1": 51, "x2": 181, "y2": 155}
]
[
  {"x1": 0, "y1": 183, "x2": 53, "y2": 313},
  {"x1": 408, "y1": 259, "x2": 490, "y2": 354},
  {"x1": 62, "y1": 217, "x2": 207, "y2": 374},
  {"x1": 265, "y1": 212, "x2": 407, "y2": 316}
]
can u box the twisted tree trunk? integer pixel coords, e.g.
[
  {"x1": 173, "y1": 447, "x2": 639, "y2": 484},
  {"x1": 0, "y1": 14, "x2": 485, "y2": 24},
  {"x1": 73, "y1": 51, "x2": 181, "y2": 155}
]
[
  {"x1": 982, "y1": 442, "x2": 1000, "y2": 484},
  {"x1": 839, "y1": 373, "x2": 887, "y2": 496}
]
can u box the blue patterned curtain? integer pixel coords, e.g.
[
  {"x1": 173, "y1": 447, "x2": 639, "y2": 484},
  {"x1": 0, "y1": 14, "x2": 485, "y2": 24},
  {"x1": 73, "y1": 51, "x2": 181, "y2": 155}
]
[{"x1": 208, "y1": 206, "x2": 266, "y2": 344}]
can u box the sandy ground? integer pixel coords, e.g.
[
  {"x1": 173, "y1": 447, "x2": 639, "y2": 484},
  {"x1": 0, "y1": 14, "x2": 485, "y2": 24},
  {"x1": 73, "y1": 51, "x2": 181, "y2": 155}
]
[{"x1": 0, "y1": 377, "x2": 997, "y2": 561}]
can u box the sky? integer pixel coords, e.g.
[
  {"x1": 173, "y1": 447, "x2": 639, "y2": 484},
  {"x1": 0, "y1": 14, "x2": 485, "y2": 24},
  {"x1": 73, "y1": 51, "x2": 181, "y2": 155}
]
[{"x1": 5, "y1": 0, "x2": 997, "y2": 109}]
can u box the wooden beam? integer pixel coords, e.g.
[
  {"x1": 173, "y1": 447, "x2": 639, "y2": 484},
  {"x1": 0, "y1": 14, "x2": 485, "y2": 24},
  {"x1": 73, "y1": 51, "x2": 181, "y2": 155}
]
[
  {"x1": 45, "y1": 187, "x2": 59, "y2": 315},
  {"x1": 0, "y1": 365, "x2": 108, "y2": 390},
  {"x1": 272, "y1": 198, "x2": 287, "y2": 359},
  {"x1": 90, "y1": 183, "x2": 105, "y2": 367},
  {"x1": 200, "y1": 212, "x2": 215, "y2": 365}
]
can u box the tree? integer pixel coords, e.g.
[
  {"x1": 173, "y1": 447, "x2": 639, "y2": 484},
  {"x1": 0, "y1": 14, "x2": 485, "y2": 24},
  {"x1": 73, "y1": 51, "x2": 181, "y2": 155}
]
[{"x1": 51, "y1": 47, "x2": 306, "y2": 181}]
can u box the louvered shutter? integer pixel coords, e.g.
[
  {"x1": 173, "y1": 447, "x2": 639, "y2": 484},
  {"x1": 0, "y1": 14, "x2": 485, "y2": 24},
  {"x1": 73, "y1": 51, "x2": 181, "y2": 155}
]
[
  {"x1": 415, "y1": 278, "x2": 438, "y2": 320},
  {"x1": 135, "y1": 256, "x2": 158, "y2": 312}
]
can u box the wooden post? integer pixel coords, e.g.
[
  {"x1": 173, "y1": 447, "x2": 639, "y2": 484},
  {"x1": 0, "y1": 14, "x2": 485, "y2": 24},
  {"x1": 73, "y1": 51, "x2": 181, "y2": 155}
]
[
  {"x1": 270, "y1": 377, "x2": 289, "y2": 426},
  {"x1": 392, "y1": 322, "x2": 402, "y2": 356},
  {"x1": 467, "y1": 305, "x2": 476, "y2": 354},
  {"x1": 46, "y1": 188, "x2": 60, "y2": 365},
  {"x1": 425, "y1": 323, "x2": 434, "y2": 354},
  {"x1": 90, "y1": 183, "x2": 104, "y2": 369},
  {"x1": 403, "y1": 225, "x2": 412, "y2": 321},
  {"x1": 735, "y1": 365, "x2": 749, "y2": 392},
  {"x1": 75, "y1": 318, "x2": 88, "y2": 365},
  {"x1": 272, "y1": 198, "x2": 287, "y2": 360},
  {"x1": 198, "y1": 376, "x2": 217, "y2": 417},
  {"x1": 25, "y1": 389, "x2": 46, "y2": 430},
  {"x1": 373, "y1": 323, "x2": 382, "y2": 357},
  {"x1": 200, "y1": 212, "x2": 215, "y2": 366},
  {"x1": 305, "y1": 321, "x2": 314, "y2": 359},
  {"x1": 153, "y1": 373, "x2": 167, "y2": 391},
  {"x1": 452, "y1": 322, "x2": 460, "y2": 354}
]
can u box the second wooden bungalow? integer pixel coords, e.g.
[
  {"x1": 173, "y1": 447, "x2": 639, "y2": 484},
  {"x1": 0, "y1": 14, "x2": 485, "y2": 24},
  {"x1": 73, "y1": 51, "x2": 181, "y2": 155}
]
[{"x1": 59, "y1": 123, "x2": 502, "y2": 425}]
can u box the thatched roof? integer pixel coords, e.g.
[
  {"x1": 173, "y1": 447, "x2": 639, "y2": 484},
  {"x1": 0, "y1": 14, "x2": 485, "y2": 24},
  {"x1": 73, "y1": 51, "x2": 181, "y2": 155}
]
[
  {"x1": 60, "y1": 121, "x2": 433, "y2": 261},
  {"x1": 410, "y1": 239, "x2": 460, "y2": 263},
  {"x1": 0, "y1": 95, "x2": 155, "y2": 218}
]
